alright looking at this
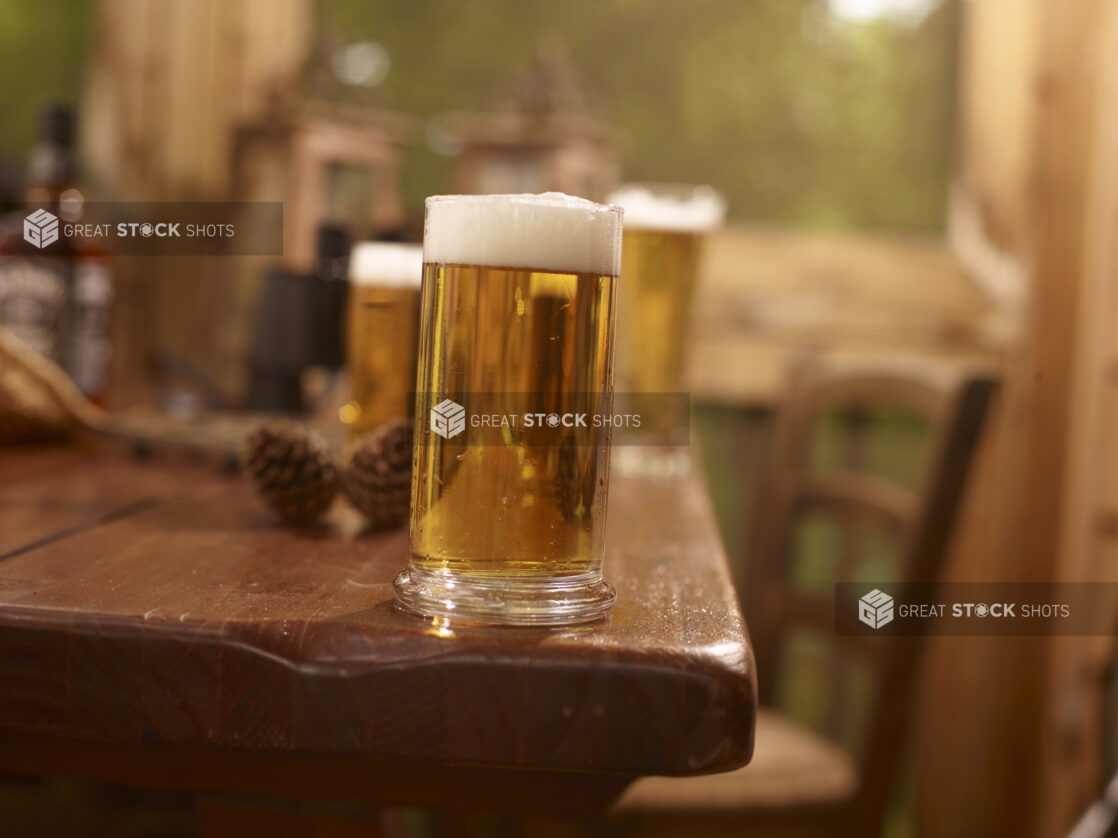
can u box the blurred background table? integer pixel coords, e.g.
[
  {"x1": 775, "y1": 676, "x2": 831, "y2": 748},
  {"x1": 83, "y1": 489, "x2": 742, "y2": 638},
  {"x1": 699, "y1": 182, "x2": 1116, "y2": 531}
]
[{"x1": 0, "y1": 442, "x2": 755, "y2": 827}]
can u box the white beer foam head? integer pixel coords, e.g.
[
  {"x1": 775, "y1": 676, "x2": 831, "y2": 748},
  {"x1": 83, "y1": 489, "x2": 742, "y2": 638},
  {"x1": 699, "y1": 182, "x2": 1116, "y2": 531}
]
[
  {"x1": 423, "y1": 193, "x2": 622, "y2": 276},
  {"x1": 608, "y1": 183, "x2": 726, "y2": 233},
  {"x1": 349, "y1": 242, "x2": 423, "y2": 288}
]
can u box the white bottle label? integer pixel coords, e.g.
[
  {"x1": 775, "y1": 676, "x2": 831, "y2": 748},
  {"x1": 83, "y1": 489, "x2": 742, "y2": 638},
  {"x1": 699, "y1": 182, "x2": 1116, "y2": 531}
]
[{"x1": 0, "y1": 256, "x2": 70, "y2": 363}]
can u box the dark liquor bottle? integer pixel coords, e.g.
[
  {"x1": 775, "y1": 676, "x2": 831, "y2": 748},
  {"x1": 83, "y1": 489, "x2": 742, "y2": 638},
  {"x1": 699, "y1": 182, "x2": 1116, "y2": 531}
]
[
  {"x1": 0, "y1": 106, "x2": 79, "y2": 368},
  {"x1": 0, "y1": 105, "x2": 114, "y2": 404}
]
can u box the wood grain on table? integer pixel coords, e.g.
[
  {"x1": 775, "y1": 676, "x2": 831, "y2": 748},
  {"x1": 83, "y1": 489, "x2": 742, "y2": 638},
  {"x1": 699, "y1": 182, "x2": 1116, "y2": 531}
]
[{"x1": 0, "y1": 443, "x2": 755, "y2": 814}]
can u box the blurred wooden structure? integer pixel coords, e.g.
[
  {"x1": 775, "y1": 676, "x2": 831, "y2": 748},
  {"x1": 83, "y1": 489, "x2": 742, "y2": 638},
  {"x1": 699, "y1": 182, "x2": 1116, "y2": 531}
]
[
  {"x1": 232, "y1": 99, "x2": 412, "y2": 271},
  {"x1": 617, "y1": 357, "x2": 996, "y2": 837},
  {"x1": 1040, "y1": 0, "x2": 1118, "y2": 831},
  {"x1": 441, "y1": 42, "x2": 619, "y2": 201},
  {"x1": 82, "y1": 0, "x2": 414, "y2": 407},
  {"x1": 83, "y1": 0, "x2": 312, "y2": 202},
  {"x1": 82, "y1": 0, "x2": 315, "y2": 408},
  {"x1": 688, "y1": 224, "x2": 1011, "y2": 408},
  {"x1": 915, "y1": 1, "x2": 1118, "y2": 835}
]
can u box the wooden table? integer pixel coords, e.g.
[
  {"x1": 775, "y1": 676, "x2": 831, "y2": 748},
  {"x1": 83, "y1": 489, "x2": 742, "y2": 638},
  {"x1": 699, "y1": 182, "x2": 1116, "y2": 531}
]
[{"x1": 0, "y1": 443, "x2": 755, "y2": 821}]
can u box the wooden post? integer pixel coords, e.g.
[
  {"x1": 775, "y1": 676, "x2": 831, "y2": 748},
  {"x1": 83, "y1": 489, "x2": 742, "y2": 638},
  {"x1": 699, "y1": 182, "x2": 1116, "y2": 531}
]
[
  {"x1": 919, "y1": 0, "x2": 1118, "y2": 835},
  {"x1": 1041, "y1": 4, "x2": 1118, "y2": 833},
  {"x1": 81, "y1": 0, "x2": 313, "y2": 406},
  {"x1": 84, "y1": 0, "x2": 312, "y2": 201}
]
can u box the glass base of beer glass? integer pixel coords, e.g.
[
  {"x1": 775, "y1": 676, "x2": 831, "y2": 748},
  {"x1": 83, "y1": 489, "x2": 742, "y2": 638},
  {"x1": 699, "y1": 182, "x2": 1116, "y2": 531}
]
[
  {"x1": 612, "y1": 446, "x2": 692, "y2": 480},
  {"x1": 393, "y1": 566, "x2": 616, "y2": 627}
]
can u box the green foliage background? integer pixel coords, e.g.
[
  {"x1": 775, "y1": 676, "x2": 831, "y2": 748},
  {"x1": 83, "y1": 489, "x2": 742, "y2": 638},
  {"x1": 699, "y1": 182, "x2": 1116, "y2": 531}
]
[
  {"x1": 0, "y1": 0, "x2": 91, "y2": 172},
  {"x1": 319, "y1": 0, "x2": 956, "y2": 232},
  {"x1": 0, "y1": 0, "x2": 955, "y2": 232}
]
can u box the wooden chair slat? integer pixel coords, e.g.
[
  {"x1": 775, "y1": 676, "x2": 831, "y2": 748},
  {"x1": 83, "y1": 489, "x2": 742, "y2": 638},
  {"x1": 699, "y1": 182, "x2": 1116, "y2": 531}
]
[{"x1": 794, "y1": 472, "x2": 916, "y2": 530}]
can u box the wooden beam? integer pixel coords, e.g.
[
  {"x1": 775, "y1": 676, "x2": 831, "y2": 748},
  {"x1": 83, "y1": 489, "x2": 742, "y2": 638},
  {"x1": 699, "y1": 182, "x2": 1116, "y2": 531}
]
[
  {"x1": 919, "y1": 1, "x2": 1118, "y2": 836},
  {"x1": 81, "y1": 0, "x2": 313, "y2": 407},
  {"x1": 1040, "y1": 4, "x2": 1118, "y2": 834},
  {"x1": 948, "y1": 0, "x2": 1041, "y2": 305}
]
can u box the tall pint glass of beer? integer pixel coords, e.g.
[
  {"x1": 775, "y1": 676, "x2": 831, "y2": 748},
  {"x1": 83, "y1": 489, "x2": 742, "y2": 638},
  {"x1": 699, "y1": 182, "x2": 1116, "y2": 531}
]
[
  {"x1": 395, "y1": 193, "x2": 623, "y2": 626},
  {"x1": 608, "y1": 184, "x2": 725, "y2": 472},
  {"x1": 344, "y1": 242, "x2": 423, "y2": 436}
]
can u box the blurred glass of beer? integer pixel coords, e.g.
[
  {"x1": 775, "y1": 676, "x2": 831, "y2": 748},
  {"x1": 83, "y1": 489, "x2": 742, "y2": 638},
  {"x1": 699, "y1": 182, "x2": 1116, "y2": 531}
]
[
  {"x1": 396, "y1": 193, "x2": 622, "y2": 626},
  {"x1": 608, "y1": 184, "x2": 725, "y2": 444},
  {"x1": 344, "y1": 242, "x2": 422, "y2": 436}
]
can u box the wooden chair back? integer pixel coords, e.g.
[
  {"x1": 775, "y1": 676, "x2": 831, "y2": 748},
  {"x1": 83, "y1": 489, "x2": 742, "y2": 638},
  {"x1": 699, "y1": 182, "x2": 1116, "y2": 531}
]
[{"x1": 746, "y1": 354, "x2": 998, "y2": 834}]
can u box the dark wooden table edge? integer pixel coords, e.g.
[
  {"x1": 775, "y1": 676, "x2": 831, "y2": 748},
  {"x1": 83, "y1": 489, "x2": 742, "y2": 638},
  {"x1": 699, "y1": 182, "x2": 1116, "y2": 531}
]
[{"x1": 0, "y1": 602, "x2": 756, "y2": 775}]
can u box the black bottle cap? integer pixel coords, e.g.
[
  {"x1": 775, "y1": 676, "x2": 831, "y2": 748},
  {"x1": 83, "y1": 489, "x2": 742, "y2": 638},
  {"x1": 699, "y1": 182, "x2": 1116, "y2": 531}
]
[
  {"x1": 316, "y1": 223, "x2": 350, "y2": 261},
  {"x1": 40, "y1": 105, "x2": 75, "y2": 147}
]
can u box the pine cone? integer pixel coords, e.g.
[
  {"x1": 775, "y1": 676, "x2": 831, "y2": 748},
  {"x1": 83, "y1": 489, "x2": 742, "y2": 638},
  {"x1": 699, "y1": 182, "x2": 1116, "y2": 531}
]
[
  {"x1": 342, "y1": 419, "x2": 413, "y2": 531},
  {"x1": 243, "y1": 423, "x2": 338, "y2": 524}
]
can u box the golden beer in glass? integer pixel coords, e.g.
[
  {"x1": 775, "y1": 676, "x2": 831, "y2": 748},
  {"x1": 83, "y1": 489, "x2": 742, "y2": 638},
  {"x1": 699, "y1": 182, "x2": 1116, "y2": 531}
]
[
  {"x1": 343, "y1": 242, "x2": 422, "y2": 436},
  {"x1": 608, "y1": 184, "x2": 725, "y2": 471},
  {"x1": 395, "y1": 193, "x2": 623, "y2": 626}
]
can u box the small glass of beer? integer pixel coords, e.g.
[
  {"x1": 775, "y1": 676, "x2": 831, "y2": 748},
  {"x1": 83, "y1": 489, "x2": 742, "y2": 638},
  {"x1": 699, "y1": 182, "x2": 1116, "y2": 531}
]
[
  {"x1": 343, "y1": 242, "x2": 423, "y2": 436},
  {"x1": 395, "y1": 193, "x2": 623, "y2": 627},
  {"x1": 608, "y1": 183, "x2": 725, "y2": 474}
]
